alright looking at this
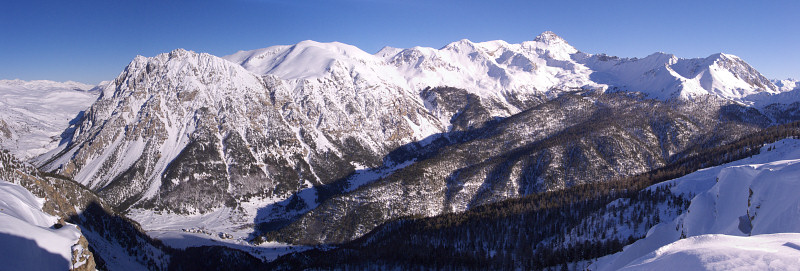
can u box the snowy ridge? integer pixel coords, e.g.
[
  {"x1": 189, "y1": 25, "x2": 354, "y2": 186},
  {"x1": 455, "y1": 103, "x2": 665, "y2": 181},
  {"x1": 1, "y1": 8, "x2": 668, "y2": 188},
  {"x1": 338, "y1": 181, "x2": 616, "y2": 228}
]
[
  {"x1": 593, "y1": 139, "x2": 800, "y2": 270},
  {"x1": 750, "y1": 79, "x2": 800, "y2": 107},
  {"x1": 384, "y1": 31, "x2": 594, "y2": 101},
  {"x1": 226, "y1": 31, "x2": 788, "y2": 110},
  {"x1": 0, "y1": 180, "x2": 84, "y2": 270},
  {"x1": 0, "y1": 79, "x2": 99, "y2": 160},
  {"x1": 580, "y1": 51, "x2": 780, "y2": 101}
]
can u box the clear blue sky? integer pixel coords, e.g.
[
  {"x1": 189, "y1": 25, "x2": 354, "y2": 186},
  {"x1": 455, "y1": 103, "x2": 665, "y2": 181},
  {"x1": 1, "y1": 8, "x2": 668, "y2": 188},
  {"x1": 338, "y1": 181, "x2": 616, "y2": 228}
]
[{"x1": 2, "y1": 0, "x2": 798, "y2": 84}]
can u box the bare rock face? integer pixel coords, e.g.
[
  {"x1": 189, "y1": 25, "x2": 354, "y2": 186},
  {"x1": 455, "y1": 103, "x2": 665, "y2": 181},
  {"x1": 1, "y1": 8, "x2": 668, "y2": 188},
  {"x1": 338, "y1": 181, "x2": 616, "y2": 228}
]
[{"x1": 71, "y1": 236, "x2": 95, "y2": 271}]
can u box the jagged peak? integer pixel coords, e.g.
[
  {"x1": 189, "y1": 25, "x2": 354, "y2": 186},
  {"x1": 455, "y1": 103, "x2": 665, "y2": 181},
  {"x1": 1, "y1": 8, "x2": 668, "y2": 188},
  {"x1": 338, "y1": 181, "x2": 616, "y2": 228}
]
[
  {"x1": 169, "y1": 48, "x2": 190, "y2": 55},
  {"x1": 706, "y1": 52, "x2": 742, "y2": 62},
  {"x1": 520, "y1": 31, "x2": 577, "y2": 60},
  {"x1": 107, "y1": 47, "x2": 261, "y2": 100},
  {"x1": 533, "y1": 31, "x2": 568, "y2": 45},
  {"x1": 127, "y1": 49, "x2": 213, "y2": 67},
  {"x1": 126, "y1": 48, "x2": 222, "y2": 71}
]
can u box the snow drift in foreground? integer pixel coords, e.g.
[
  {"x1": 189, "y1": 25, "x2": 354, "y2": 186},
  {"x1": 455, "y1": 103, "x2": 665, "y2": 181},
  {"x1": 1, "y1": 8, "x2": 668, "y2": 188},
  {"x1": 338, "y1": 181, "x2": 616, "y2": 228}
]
[
  {"x1": 620, "y1": 233, "x2": 800, "y2": 270},
  {"x1": 593, "y1": 139, "x2": 800, "y2": 270},
  {"x1": 0, "y1": 180, "x2": 85, "y2": 270}
]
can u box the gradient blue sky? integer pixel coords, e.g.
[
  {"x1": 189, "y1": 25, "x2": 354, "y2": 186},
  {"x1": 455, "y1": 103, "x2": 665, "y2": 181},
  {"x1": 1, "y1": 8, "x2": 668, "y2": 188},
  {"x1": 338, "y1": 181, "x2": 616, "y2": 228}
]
[{"x1": 2, "y1": 0, "x2": 798, "y2": 84}]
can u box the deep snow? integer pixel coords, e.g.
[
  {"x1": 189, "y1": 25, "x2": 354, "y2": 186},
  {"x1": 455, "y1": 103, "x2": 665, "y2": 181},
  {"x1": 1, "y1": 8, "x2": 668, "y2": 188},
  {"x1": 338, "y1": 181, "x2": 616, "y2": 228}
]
[
  {"x1": 593, "y1": 139, "x2": 800, "y2": 270},
  {"x1": 0, "y1": 180, "x2": 83, "y2": 270}
]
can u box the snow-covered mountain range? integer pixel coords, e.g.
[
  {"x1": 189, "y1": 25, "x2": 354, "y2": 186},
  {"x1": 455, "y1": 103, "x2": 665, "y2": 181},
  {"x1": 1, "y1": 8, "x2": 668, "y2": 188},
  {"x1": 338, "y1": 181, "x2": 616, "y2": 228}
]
[
  {"x1": 227, "y1": 31, "x2": 787, "y2": 107},
  {"x1": 39, "y1": 32, "x2": 797, "y2": 212},
  {"x1": 5, "y1": 31, "x2": 799, "y2": 268},
  {"x1": 774, "y1": 78, "x2": 800, "y2": 92}
]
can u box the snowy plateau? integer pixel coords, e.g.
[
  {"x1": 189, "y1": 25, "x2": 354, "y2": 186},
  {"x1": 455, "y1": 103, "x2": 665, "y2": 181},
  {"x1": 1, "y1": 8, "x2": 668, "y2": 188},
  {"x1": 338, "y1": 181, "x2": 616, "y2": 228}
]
[
  {"x1": 2, "y1": 31, "x2": 800, "y2": 270},
  {"x1": 0, "y1": 80, "x2": 99, "y2": 160}
]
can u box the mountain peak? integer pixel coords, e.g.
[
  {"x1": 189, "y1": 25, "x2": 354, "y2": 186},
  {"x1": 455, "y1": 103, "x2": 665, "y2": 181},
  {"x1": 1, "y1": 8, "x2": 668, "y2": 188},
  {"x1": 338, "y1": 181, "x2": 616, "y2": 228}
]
[
  {"x1": 441, "y1": 38, "x2": 477, "y2": 51},
  {"x1": 706, "y1": 52, "x2": 740, "y2": 61},
  {"x1": 525, "y1": 31, "x2": 577, "y2": 60},
  {"x1": 223, "y1": 40, "x2": 379, "y2": 79},
  {"x1": 375, "y1": 46, "x2": 403, "y2": 58},
  {"x1": 534, "y1": 31, "x2": 568, "y2": 45},
  {"x1": 167, "y1": 48, "x2": 195, "y2": 59}
]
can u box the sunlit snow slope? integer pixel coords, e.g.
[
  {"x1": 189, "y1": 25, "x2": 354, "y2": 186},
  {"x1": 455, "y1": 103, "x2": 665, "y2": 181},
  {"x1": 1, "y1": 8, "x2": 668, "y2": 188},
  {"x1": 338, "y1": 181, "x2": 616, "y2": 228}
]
[
  {"x1": 619, "y1": 233, "x2": 800, "y2": 270},
  {"x1": 594, "y1": 139, "x2": 800, "y2": 270},
  {"x1": 0, "y1": 180, "x2": 86, "y2": 270}
]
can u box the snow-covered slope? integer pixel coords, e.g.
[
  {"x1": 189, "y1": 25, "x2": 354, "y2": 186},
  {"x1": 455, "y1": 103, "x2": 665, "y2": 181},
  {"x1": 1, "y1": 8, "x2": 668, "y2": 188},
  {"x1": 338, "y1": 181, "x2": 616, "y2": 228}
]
[
  {"x1": 619, "y1": 233, "x2": 800, "y2": 270},
  {"x1": 0, "y1": 79, "x2": 99, "y2": 160},
  {"x1": 593, "y1": 139, "x2": 800, "y2": 270},
  {"x1": 0, "y1": 180, "x2": 88, "y2": 270}
]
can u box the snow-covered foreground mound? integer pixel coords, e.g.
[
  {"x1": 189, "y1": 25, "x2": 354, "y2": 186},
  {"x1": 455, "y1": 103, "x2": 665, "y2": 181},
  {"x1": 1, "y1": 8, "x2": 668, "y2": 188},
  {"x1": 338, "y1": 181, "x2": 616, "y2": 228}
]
[
  {"x1": 0, "y1": 180, "x2": 86, "y2": 270},
  {"x1": 593, "y1": 139, "x2": 800, "y2": 270},
  {"x1": 620, "y1": 233, "x2": 800, "y2": 270},
  {"x1": 0, "y1": 79, "x2": 98, "y2": 160}
]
